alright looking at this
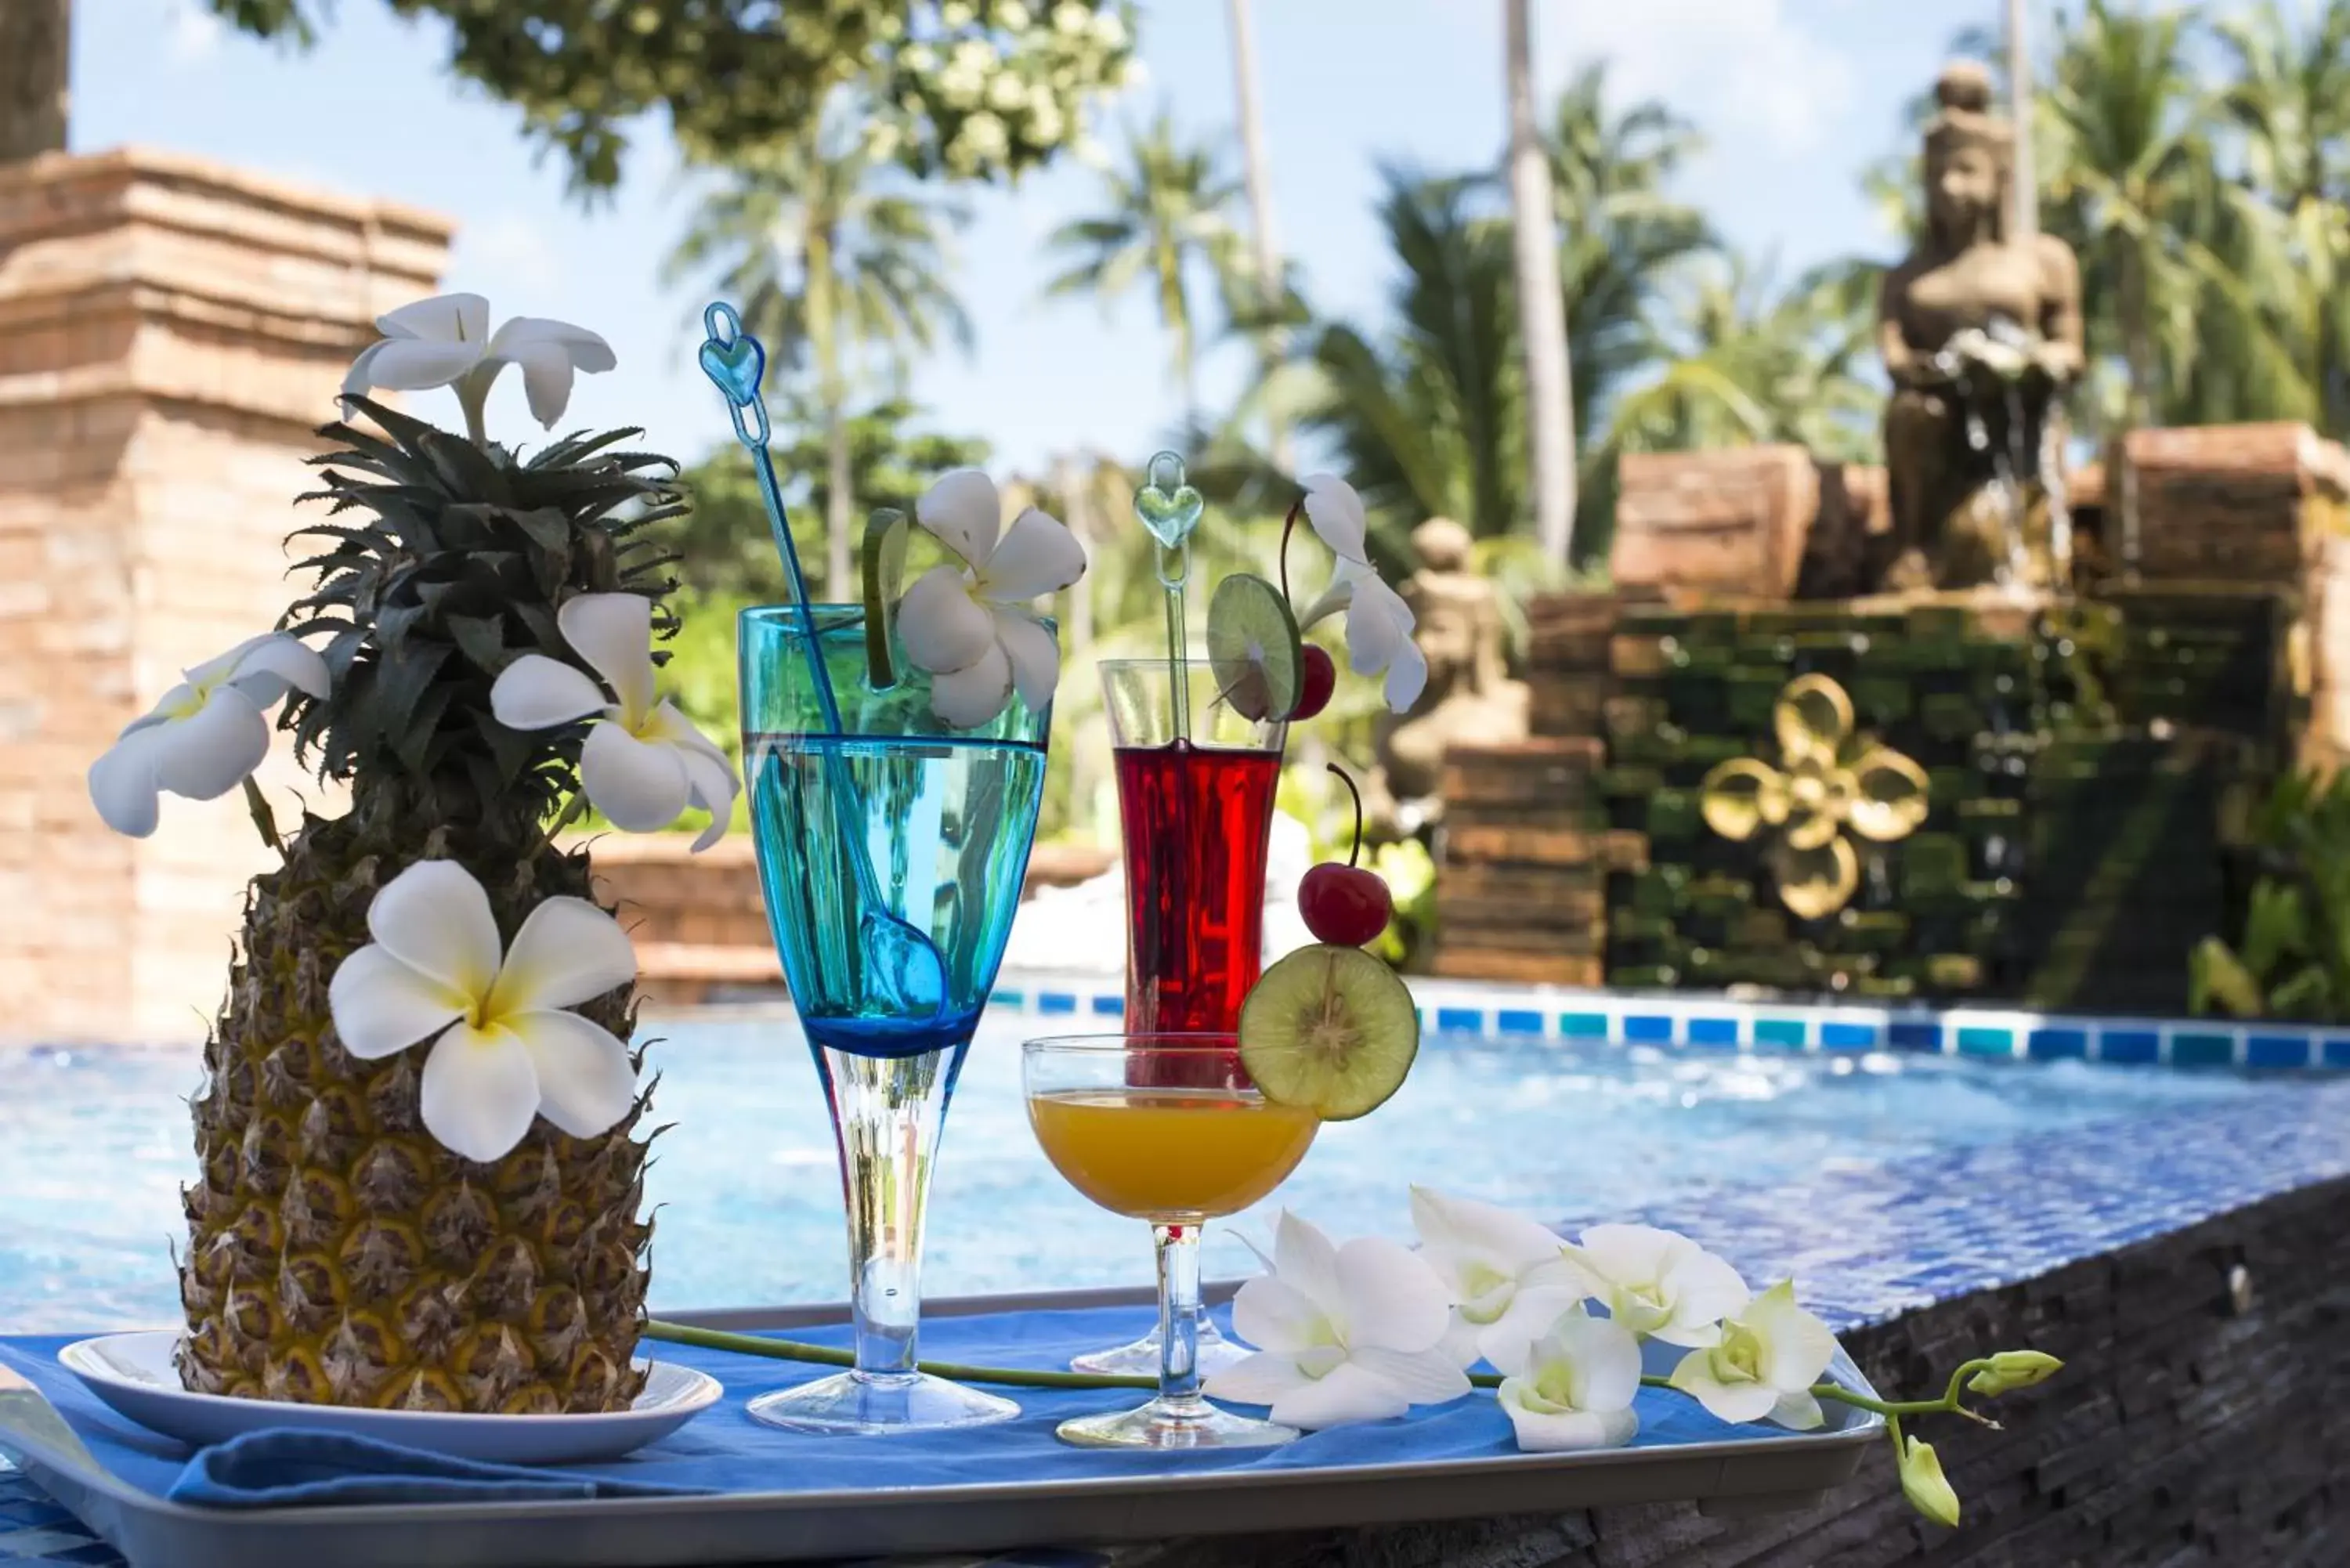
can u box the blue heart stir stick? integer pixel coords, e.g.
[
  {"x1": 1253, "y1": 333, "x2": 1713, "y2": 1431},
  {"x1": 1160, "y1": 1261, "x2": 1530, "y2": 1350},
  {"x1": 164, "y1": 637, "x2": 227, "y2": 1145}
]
[
  {"x1": 1134, "y1": 450, "x2": 1204, "y2": 742},
  {"x1": 699, "y1": 301, "x2": 945, "y2": 1020}
]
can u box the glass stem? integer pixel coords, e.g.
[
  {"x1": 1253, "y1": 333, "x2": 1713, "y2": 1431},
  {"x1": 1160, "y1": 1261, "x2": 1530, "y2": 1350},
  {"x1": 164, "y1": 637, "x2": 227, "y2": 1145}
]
[
  {"x1": 819, "y1": 1045, "x2": 959, "y2": 1381},
  {"x1": 1155, "y1": 1222, "x2": 1207, "y2": 1414}
]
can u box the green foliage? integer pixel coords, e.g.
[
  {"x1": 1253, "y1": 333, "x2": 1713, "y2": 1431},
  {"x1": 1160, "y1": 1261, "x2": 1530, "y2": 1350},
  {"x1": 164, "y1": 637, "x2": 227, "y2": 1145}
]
[
  {"x1": 280, "y1": 398, "x2": 684, "y2": 840},
  {"x1": 212, "y1": 0, "x2": 1135, "y2": 193},
  {"x1": 1043, "y1": 107, "x2": 1243, "y2": 418},
  {"x1": 671, "y1": 398, "x2": 989, "y2": 602},
  {"x1": 2191, "y1": 769, "x2": 2350, "y2": 1021}
]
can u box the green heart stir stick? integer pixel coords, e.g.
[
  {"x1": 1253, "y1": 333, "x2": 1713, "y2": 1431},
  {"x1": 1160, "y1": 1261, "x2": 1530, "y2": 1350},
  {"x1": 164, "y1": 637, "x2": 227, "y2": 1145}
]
[{"x1": 1133, "y1": 451, "x2": 1205, "y2": 740}]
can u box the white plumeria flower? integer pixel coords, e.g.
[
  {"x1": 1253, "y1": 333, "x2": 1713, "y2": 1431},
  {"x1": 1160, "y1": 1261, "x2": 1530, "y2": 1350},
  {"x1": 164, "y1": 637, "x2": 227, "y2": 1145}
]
[
  {"x1": 327, "y1": 860, "x2": 639, "y2": 1163},
  {"x1": 1666, "y1": 1280, "x2": 1840, "y2": 1430},
  {"x1": 1206, "y1": 1212, "x2": 1469, "y2": 1429},
  {"x1": 1299, "y1": 558, "x2": 1427, "y2": 713},
  {"x1": 896, "y1": 468, "x2": 1086, "y2": 728},
  {"x1": 490, "y1": 594, "x2": 739, "y2": 851},
  {"x1": 1298, "y1": 473, "x2": 1372, "y2": 564},
  {"x1": 86, "y1": 634, "x2": 327, "y2": 838},
  {"x1": 1557, "y1": 1223, "x2": 1749, "y2": 1349},
  {"x1": 1492, "y1": 1304, "x2": 1643, "y2": 1453},
  {"x1": 1408, "y1": 1187, "x2": 1588, "y2": 1372},
  {"x1": 341, "y1": 292, "x2": 615, "y2": 436}
]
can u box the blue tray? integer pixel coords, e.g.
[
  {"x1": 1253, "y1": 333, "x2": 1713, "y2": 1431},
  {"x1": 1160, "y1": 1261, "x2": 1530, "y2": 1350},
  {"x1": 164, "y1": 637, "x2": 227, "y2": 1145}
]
[{"x1": 0, "y1": 1287, "x2": 1882, "y2": 1568}]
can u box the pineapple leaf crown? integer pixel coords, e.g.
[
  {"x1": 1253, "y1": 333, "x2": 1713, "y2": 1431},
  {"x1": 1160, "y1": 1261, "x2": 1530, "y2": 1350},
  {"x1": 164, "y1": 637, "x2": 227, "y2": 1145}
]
[{"x1": 281, "y1": 395, "x2": 685, "y2": 840}]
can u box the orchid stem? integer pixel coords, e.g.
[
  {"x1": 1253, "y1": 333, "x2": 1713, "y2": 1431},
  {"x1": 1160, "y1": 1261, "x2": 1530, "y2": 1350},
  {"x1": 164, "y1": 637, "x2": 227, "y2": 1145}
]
[
  {"x1": 240, "y1": 777, "x2": 281, "y2": 854},
  {"x1": 1278, "y1": 498, "x2": 1303, "y2": 609}
]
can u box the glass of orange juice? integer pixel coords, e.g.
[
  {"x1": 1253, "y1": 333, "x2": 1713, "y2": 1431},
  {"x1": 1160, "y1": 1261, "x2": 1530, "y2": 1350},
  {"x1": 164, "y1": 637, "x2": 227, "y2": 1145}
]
[{"x1": 1023, "y1": 1032, "x2": 1318, "y2": 1449}]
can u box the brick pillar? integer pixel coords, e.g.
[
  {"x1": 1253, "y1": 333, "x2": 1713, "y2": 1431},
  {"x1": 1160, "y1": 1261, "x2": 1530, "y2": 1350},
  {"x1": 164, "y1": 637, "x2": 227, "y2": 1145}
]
[{"x1": 0, "y1": 148, "x2": 452, "y2": 1043}]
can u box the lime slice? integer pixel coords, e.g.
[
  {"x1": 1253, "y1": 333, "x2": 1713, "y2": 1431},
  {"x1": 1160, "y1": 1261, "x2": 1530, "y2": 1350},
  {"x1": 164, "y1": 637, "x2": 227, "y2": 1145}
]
[
  {"x1": 1206, "y1": 572, "x2": 1303, "y2": 722},
  {"x1": 1239, "y1": 944, "x2": 1420, "y2": 1121},
  {"x1": 861, "y1": 507, "x2": 909, "y2": 688}
]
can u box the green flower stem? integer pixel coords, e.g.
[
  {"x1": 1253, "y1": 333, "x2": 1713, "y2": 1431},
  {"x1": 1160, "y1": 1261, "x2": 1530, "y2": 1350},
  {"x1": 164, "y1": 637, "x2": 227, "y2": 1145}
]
[
  {"x1": 1461, "y1": 1367, "x2": 1990, "y2": 1422},
  {"x1": 642, "y1": 1319, "x2": 1156, "y2": 1392},
  {"x1": 539, "y1": 791, "x2": 591, "y2": 855}
]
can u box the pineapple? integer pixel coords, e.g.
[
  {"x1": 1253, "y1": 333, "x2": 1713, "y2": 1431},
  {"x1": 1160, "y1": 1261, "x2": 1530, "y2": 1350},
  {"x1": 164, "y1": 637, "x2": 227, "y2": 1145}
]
[{"x1": 175, "y1": 397, "x2": 685, "y2": 1414}]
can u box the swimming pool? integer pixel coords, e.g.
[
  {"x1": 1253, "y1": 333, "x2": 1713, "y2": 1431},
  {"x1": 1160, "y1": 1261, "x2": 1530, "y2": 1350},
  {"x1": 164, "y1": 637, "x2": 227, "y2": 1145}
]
[{"x1": 0, "y1": 1009, "x2": 2323, "y2": 1335}]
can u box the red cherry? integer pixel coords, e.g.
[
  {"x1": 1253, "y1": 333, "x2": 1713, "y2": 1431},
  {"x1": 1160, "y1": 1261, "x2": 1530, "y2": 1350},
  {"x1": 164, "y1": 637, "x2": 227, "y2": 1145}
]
[
  {"x1": 1300, "y1": 863, "x2": 1394, "y2": 947},
  {"x1": 1289, "y1": 645, "x2": 1336, "y2": 721}
]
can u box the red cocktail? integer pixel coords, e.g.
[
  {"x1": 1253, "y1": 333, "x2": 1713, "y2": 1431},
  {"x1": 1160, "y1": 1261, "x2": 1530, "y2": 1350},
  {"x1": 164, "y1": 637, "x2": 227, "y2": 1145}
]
[{"x1": 1114, "y1": 739, "x2": 1282, "y2": 1035}]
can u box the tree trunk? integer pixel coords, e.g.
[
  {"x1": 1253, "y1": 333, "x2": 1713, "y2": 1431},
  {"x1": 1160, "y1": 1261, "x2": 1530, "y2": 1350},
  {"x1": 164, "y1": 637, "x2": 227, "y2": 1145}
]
[
  {"x1": 2006, "y1": 0, "x2": 2038, "y2": 243},
  {"x1": 2117, "y1": 247, "x2": 2153, "y2": 580},
  {"x1": 1225, "y1": 0, "x2": 1292, "y2": 471},
  {"x1": 1505, "y1": 0, "x2": 1577, "y2": 564},
  {"x1": 1, "y1": 0, "x2": 70, "y2": 164}
]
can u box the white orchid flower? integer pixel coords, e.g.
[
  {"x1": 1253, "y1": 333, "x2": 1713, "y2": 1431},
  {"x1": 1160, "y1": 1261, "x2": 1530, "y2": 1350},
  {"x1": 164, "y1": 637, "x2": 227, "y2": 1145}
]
[
  {"x1": 327, "y1": 860, "x2": 639, "y2": 1163},
  {"x1": 1299, "y1": 558, "x2": 1427, "y2": 713},
  {"x1": 1557, "y1": 1223, "x2": 1749, "y2": 1349},
  {"x1": 1408, "y1": 1187, "x2": 1588, "y2": 1372},
  {"x1": 1492, "y1": 1304, "x2": 1643, "y2": 1453},
  {"x1": 895, "y1": 468, "x2": 1086, "y2": 728},
  {"x1": 1666, "y1": 1280, "x2": 1840, "y2": 1430},
  {"x1": 1206, "y1": 1212, "x2": 1469, "y2": 1429},
  {"x1": 1297, "y1": 473, "x2": 1372, "y2": 565},
  {"x1": 341, "y1": 292, "x2": 615, "y2": 439},
  {"x1": 86, "y1": 634, "x2": 327, "y2": 838},
  {"x1": 490, "y1": 594, "x2": 739, "y2": 851}
]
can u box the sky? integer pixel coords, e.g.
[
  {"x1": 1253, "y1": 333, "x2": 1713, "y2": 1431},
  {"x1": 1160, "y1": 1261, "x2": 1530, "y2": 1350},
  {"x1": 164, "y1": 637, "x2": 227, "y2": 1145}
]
[{"x1": 64, "y1": 0, "x2": 2228, "y2": 476}]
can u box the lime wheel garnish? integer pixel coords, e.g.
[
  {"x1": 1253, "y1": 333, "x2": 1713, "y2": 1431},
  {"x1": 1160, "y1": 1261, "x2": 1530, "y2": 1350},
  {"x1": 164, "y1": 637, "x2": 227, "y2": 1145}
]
[
  {"x1": 1206, "y1": 572, "x2": 1303, "y2": 722},
  {"x1": 1238, "y1": 944, "x2": 1420, "y2": 1121}
]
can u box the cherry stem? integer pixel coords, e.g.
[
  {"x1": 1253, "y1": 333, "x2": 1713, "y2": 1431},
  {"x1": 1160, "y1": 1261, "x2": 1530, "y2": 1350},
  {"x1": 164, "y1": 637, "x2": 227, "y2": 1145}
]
[
  {"x1": 1328, "y1": 762, "x2": 1365, "y2": 868},
  {"x1": 1279, "y1": 497, "x2": 1303, "y2": 608}
]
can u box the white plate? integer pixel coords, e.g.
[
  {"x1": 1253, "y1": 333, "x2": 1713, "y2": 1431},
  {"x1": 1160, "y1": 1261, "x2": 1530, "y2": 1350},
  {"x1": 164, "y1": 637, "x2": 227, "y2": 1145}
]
[{"x1": 56, "y1": 1332, "x2": 721, "y2": 1466}]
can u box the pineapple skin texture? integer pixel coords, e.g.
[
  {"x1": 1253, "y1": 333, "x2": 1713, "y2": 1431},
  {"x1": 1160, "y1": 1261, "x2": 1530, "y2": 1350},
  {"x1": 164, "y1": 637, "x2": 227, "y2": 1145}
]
[{"x1": 177, "y1": 817, "x2": 655, "y2": 1414}]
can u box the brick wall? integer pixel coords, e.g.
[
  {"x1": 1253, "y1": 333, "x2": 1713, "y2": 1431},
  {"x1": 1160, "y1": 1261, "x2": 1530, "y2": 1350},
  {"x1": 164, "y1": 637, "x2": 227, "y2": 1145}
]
[
  {"x1": 1142, "y1": 1172, "x2": 2350, "y2": 1566},
  {"x1": 0, "y1": 148, "x2": 450, "y2": 1043}
]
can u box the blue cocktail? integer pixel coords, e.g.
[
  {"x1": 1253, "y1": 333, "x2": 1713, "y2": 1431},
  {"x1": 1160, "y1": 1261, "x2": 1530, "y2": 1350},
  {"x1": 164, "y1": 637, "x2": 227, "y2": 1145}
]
[{"x1": 739, "y1": 605, "x2": 1052, "y2": 1434}]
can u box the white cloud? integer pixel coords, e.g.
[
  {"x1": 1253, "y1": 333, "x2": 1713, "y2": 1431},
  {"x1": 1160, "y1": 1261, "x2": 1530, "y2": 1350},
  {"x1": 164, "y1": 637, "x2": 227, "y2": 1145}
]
[
  {"x1": 1539, "y1": 0, "x2": 1858, "y2": 157},
  {"x1": 166, "y1": 0, "x2": 224, "y2": 65}
]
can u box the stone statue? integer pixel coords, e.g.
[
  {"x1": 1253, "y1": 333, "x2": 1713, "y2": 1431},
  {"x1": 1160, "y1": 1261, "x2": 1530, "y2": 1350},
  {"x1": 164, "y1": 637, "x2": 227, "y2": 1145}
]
[
  {"x1": 1372, "y1": 517, "x2": 1530, "y2": 831},
  {"x1": 1878, "y1": 61, "x2": 2084, "y2": 592}
]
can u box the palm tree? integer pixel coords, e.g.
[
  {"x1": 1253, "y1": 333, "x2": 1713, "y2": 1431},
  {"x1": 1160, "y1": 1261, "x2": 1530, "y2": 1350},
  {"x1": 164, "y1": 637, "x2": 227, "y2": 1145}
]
[
  {"x1": 1224, "y1": 0, "x2": 1293, "y2": 470},
  {"x1": 1301, "y1": 168, "x2": 1525, "y2": 563},
  {"x1": 1504, "y1": 0, "x2": 1577, "y2": 564},
  {"x1": 2039, "y1": 0, "x2": 2283, "y2": 564},
  {"x1": 1045, "y1": 109, "x2": 1242, "y2": 430},
  {"x1": 665, "y1": 106, "x2": 971, "y2": 595},
  {"x1": 2214, "y1": 0, "x2": 2350, "y2": 435},
  {"x1": 1607, "y1": 256, "x2": 1880, "y2": 461},
  {"x1": 1545, "y1": 66, "x2": 1715, "y2": 457}
]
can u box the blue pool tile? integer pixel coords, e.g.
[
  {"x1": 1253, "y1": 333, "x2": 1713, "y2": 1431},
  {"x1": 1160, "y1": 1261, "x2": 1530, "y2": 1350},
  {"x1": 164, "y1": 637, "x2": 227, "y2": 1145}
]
[
  {"x1": 1559, "y1": 1011, "x2": 1609, "y2": 1039},
  {"x1": 1495, "y1": 1009, "x2": 1545, "y2": 1035},
  {"x1": 2324, "y1": 1039, "x2": 2350, "y2": 1069},
  {"x1": 993, "y1": 989, "x2": 1025, "y2": 1009},
  {"x1": 2098, "y1": 1028, "x2": 2158, "y2": 1064},
  {"x1": 2245, "y1": 1034, "x2": 2309, "y2": 1069},
  {"x1": 2028, "y1": 1028, "x2": 2087, "y2": 1060},
  {"x1": 1753, "y1": 1017, "x2": 1806, "y2": 1048},
  {"x1": 1957, "y1": 1026, "x2": 2015, "y2": 1058},
  {"x1": 1037, "y1": 992, "x2": 1078, "y2": 1016},
  {"x1": 1686, "y1": 1017, "x2": 1739, "y2": 1048},
  {"x1": 2171, "y1": 1031, "x2": 2234, "y2": 1068},
  {"x1": 1623, "y1": 1013, "x2": 1675, "y2": 1043},
  {"x1": 1819, "y1": 1021, "x2": 1878, "y2": 1050},
  {"x1": 1089, "y1": 995, "x2": 1123, "y2": 1017},
  {"x1": 1887, "y1": 1021, "x2": 1943, "y2": 1051},
  {"x1": 1435, "y1": 1006, "x2": 1484, "y2": 1034}
]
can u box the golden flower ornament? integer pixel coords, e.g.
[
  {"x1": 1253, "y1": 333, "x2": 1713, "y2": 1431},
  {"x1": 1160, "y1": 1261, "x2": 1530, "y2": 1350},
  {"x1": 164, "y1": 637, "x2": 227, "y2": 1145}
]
[{"x1": 1697, "y1": 674, "x2": 1930, "y2": 920}]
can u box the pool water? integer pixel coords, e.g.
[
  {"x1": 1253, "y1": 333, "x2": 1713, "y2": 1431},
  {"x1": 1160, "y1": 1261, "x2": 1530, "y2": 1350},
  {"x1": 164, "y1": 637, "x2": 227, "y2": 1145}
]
[{"x1": 0, "y1": 1016, "x2": 2298, "y2": 1333}]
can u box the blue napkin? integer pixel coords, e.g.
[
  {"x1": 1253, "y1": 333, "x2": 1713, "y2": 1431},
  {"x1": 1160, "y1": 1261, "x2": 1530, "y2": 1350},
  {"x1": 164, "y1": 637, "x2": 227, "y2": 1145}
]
[{"x1": 167, "y1": 1429, "x2": 712, "y2": 1508}]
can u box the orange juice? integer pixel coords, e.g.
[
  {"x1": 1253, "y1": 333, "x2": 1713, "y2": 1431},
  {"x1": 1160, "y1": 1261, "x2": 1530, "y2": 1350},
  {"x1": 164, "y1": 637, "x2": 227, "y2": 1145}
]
[{"x1": 1027, "y1": 1088, "x2": 1319, "y2": 1221}]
